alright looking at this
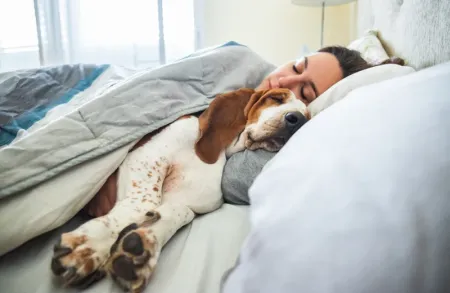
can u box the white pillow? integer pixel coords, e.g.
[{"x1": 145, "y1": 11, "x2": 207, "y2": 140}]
[
  {"x1": 308, "y1": 64, "x2": 415, "y2": 117},
  {"x1": 348, "y1": 29, "x2": 389, "y2": 65}
]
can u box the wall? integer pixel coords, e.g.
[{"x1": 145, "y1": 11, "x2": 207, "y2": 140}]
[{"x1": 201, "y1": 0, "x2": 357, "y2": 66}]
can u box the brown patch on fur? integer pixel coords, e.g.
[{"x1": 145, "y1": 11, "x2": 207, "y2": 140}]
[
  {"x1": 132, "y1": 181, "x2": 138, "y2": 188},
  {"x1": 153, "y1": 187, "x2": 159, "y2": 192},
  {"x1": 84, "y1": 258, "x2": 95, "y2": 273},
  {"x1": 66, "y1": 247, "x2": 94, "y2": 264},
  {"x1": 61, "y1": 234, "x2": 87, "y2": 249},
  {"x1": 136, "y1": 230, "x2": 157, "y2": 252},
  {"x1": 245, "y1": 88, "x2": 292, "y2": 124},
  {"x1": 79, "y1": 248, "x2": 94, "y2": 258},
  {"x1": 195, "y1": 88, "x2": 255, "y2": 164}
]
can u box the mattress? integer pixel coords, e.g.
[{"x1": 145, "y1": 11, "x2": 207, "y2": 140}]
[{"x1": 0, "y1": 204, "x2": 249, "y2": 293}]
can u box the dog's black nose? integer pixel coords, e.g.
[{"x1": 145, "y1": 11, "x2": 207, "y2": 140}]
[{"x1": 284, "y1": 111, "x2": 307, "y2": 132}]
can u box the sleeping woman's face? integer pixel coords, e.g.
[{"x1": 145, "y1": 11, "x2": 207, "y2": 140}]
[{"x1": 256, "y1": 52, "x2": 343, "y2": 105}]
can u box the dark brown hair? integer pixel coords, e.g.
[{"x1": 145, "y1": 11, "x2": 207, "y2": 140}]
[{"x1": 318, "y1": 46, "x2": 405, "y2": 78}]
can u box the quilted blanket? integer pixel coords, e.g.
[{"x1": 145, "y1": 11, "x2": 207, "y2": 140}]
[
  {"x1": 0, "y1": 42, "x2": 275, "y2": 198},
  {"x1": 0, "y1": 64, "x2": 108, "y2": 146}
]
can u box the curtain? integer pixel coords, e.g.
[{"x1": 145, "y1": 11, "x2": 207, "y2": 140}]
[{"x1": 0, "y1": 0, "x2": 201, "y2": 72}]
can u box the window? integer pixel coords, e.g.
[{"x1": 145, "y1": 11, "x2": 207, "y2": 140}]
[
  {"x1": 0, "y1": 0, "x2": 41, "y2": 71},
  {"x1": 0, "y1": 0, "x2": 201, "y2": 72}
]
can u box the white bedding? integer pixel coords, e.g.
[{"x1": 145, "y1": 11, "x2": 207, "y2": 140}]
[{"x1": 0, "y1": 204, "x2": 249, "y2": 293}]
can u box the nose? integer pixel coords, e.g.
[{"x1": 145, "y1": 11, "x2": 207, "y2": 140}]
[{"x1": 284, "y1": 111, "x2": 307, "y2": 133}]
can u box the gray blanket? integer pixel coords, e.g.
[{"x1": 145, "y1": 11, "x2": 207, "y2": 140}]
[{"x1": 0, "y1": 42, "x2": 276, "y2": 198}]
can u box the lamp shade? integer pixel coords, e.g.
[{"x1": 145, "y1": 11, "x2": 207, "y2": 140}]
[{"x1": 291, "y1": 0, "x2": 356, "y2": 6}]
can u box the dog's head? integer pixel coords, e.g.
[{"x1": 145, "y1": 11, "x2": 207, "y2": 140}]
[{"x1": 195, "y1": 88, "x2": 309, "y2": 164}]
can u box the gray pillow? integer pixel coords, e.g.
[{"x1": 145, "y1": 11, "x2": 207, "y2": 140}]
[
  {"x1": 222, "y1": 149, "x2": 275, "y2": 205},
  {"x1": 222, "y1": 61, "x2": 450, "y2": 293}
]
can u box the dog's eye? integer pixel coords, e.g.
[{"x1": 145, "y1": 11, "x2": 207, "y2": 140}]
[{"x1": 269, "y1": 96, "x2": 283, "y2": 104}]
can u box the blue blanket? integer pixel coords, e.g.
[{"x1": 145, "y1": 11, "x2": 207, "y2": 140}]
[{"x1": 0, "y1": 64, "x2": 108, "y2": 146}]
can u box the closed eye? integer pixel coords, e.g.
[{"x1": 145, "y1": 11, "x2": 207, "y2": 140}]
[
  {"x1": 300, "y1": 86, "x2": 316, "y2": 103},
  {"x1": 270, "y1": 96, "x2": 283, "y2": 104},
  {"x1": 300, "y1": 86, "x2": 308, "y2": 103}
]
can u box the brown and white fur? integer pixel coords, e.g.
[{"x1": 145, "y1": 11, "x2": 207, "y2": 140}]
[{"x1": 50, "y1": 88, "x2": 309, "y2": 292}]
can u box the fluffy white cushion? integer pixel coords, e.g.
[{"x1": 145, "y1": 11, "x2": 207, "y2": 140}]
[
  {"x1": 222, "y1": 61, "x2": 450, "y2": 293},
  {"x1": 348, "y1": 30, "x2": 390, "y2": 65},
  {"x1": 308, "y1": 64, "x2": 415, "y2": 117}
]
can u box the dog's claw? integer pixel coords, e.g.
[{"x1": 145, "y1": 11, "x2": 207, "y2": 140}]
[
  {"x1": 51, "y1": 257, "x2": 66, "y2": 276},
  {"x1": 62, "y1": 267, "x2": 77, "y2": 283},
  {"x1": 53, "y1": 245, "x2": 72, "y2": 259}
]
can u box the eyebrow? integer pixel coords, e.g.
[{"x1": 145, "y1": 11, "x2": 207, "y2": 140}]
[{"x1": 304, "y1": 57, "x2": 319, "y2": 98}]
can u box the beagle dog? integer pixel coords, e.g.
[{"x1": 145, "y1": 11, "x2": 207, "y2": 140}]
[{"x1": 51, "y1": 88, "x2": 309, "y2": 292}]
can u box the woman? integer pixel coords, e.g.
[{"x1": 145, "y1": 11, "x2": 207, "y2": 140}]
[
  {"x1": 222, "y1": 46, "x2": 403, "y2": 205},
  {"x1": 87, "y1": 46, "x2": 400, "y2": 214}
]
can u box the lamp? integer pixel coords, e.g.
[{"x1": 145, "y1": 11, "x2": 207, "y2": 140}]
[{"x1": 291, "y1": 0, "x2": 356, "y2": 48}]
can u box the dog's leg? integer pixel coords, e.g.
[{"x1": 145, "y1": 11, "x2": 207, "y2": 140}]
[
  {"x1": 51, "y1": 151, "x2": 169, "y2": 289},
  {"x1": 106, "y1": 202, "x2": 195, "y2": 293}
]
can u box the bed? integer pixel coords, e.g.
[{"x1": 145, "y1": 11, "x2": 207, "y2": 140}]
[{"x1": 1, "y1": 0, "x2": 449, "y2": 292}]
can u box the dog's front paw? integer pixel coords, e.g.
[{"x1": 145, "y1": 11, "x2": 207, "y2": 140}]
[
  {"x1": 106, "y1": 211, "x2": 161, "y2": 293},
  {"x1": 51, "y1": 232, "x2": 108, "y2": 288}
]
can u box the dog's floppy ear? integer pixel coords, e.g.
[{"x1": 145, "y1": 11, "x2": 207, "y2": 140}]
[
  {"x1": 195, "y1": 88, "x2": 255, "y2": 164},
  {"x1": 243, "y1": 89, "x2": 268, "y2": 117}
]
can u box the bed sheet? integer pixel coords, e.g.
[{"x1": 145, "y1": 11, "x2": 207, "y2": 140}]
[{"x1": 0, "y1": 204, "x2": 249, "y2": 293}]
